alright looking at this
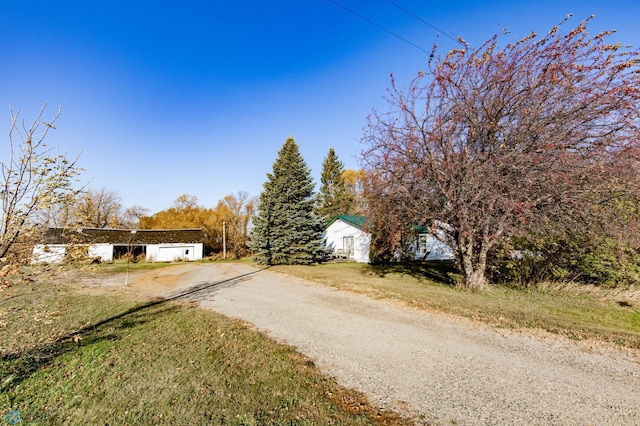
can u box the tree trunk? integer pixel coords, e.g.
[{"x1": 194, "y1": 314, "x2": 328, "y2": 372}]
[
  {"x1": 463, "y1": 267, "x2": 486, "y2": 290},
  {"x1": 458, "y1": 237, "x2": 488, "y2": 290}
]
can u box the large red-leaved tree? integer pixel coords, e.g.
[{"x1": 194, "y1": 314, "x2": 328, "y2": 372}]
[{"x1": 361, "y1": 17, "x2": 640, "y2": 289}]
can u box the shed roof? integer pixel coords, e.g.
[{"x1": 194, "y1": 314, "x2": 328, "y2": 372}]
[
  {"x1": 325, "y1": 215, "x2": 368, "y2": 231},
  {"x1": 41, "y1": 228, "x2": 204, "y2": 245}
]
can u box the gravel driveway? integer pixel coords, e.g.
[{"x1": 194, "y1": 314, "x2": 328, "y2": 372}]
[{"x1": 111, "y1": 262, "x2": 640, "y2": 425}]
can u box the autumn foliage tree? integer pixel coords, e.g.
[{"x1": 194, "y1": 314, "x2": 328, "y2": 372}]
[
  {"x1": 140, "y1": 194, "x2": 203, "y2": 229},
  {"x1": 214, "y1": 192, "x2": 256, "y2": 257},
  {"x1": 139, "y1": 193, "x2": 254, "y2": 256},
  {"x1": 362, "y1": 17, "x2": 640, "y2": 289},
  {"x1": 139, "y1": 194, "x2": 215, "y2": 248},
  {"x1": 342, "y1": 168, "x2": 366, "y2": 215}
]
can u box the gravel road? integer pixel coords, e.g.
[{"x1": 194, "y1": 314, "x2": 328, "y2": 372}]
[{"x1": 108, "y1": 262, "x2": 640, "y2": 425}]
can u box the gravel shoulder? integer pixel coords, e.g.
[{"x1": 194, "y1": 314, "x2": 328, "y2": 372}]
[{"x1": 91, "y1": 262, "x2": 640, "y2": 425}]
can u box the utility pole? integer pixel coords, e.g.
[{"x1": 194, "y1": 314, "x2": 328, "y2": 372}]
[{"x1": 222, "y1": 221, "x2": 226, "y2": 260}]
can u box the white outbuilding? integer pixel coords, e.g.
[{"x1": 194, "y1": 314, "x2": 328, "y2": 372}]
[
  {"x1": 322, "y1": 215, "x2": 371, "y2": 263},
  {"x1": 32, "y1": 227, "x2": 204, "y2": 264}
]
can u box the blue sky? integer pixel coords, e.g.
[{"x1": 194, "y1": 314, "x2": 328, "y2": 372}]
[{"x1": 2, "y1": 1, "x2": 639, "y2": 213}]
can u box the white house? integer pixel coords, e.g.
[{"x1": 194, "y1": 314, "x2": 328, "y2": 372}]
[
  {"x1": 323, "y1": 215, "x2": 371, "y2": 263},
  {"x1": 413, "y1": 229, "x2": 456, "y2": 261},
  {"x1": 32, "y1": 228, "x2": 204, "y2": 264},
  {"x1": 322, "y1": 215, "x2": 454, "y2": 263}
]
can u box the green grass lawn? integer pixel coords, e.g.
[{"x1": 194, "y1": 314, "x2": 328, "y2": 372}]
[
  {"x1": 0, "y1": 266, "x2": 408, "y2": 425},
  {"x1": 271, "y1": 261, "x2": 640, "y2": 349},
  {"x1": 2, "y1": 260, "x2": 639, "y2": 425}
]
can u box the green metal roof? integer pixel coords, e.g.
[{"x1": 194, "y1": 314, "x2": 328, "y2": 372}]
[{"x1": 325, "y1": 214, "x2": 367, "y2": 230}]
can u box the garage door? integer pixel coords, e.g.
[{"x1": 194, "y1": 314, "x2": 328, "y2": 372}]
[{"x1": 157, "y1": 246, "x2": 194, "y2": 262}]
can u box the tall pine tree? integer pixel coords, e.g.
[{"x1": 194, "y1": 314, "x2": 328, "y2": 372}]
[
  {"x1": 250, "y1": 137, "x2": 324, "y2": 265},
  {"x1": 316, "y1": 148, "x2": 354, "y2": 220}
]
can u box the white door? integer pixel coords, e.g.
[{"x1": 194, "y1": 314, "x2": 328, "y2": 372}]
[{"x1": 343, "y1": 236, "x2": 355, "y2": 259}]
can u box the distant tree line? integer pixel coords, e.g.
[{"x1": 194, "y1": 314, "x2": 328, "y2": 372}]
[{"x1": 139, "y1": 192, "x2": 255, "y2": 257}]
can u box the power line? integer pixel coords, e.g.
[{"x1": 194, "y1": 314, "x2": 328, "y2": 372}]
[
  {"x1": 384, "y1": 0, "x2": 460, "y2": 44},
  {"x1": 328, "y1": 0, "x2": 431, "y2": 54}
]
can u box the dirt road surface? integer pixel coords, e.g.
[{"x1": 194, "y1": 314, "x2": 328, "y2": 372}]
[{"x1": 97, "y1": 262, "x2": 640, "y2": 425}]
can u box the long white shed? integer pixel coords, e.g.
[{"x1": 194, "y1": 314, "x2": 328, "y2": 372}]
[{"x1": 32, "y1": 227, "x2": 204, "y2": 263}]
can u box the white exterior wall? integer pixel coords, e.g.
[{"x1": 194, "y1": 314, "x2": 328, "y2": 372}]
[
  {"x1": 416, "y1": 234, "x2": 455, "y2": 261},
  {"x1": 322, "y1": 218, "x2": 455, "y2": 264},
  {"x1": 323, "y1": 219, "x2": 371, "y2": 263},
  {"x1": 32, "y1": 243, "x2": 114, "y2": 264},
  {"x1": 88, "y1": 244, "x2": 114, "y2": 262},
  {"x1": 33, "y1": 242, "x2": 203, "y2": 264},
  {"x1": 146, "y1": 243, "x2": 203, "y2": 262},
  {"x1": 31, "y1": 244, "x2": 66, "y2": 264}
]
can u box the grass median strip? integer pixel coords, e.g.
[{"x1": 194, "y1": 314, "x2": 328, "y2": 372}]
[{"x1": 0, "y1": 268, "x2": 409, "y2": 425}]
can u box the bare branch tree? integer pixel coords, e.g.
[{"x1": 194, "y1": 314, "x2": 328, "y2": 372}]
[
  {"x1": 1, "y1": 103, "x2": 82, "y2": 261},
  {"x1": 72, "y1": 187, "x2": 123, "y2": 228},
  {"x1": 121, "y1": 205, "x2": 150, "y2": 229}
]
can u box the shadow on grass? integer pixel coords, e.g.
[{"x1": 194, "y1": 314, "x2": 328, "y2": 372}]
[
  {"x1": 0, "y1": 266, "x2": 271, "y2": 396},
  {"x1": 365, "y1": 260, "x2": 459, "y2": 286}
]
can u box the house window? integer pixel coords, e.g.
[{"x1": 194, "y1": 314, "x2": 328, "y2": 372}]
[
  {"x1": 343, "y1": 236, "x2": 354, "y2": 258},
  {"x1": 417, "y1": 234, "x2": 429, "y2": 256}
]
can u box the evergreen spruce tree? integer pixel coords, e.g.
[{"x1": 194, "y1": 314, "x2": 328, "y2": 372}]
[
  {"x1": 249, "y1": 137, "x2": 324, "y2": 265},
  {"x1": 316, "y1": 148, "x2": 354, "y2": 220}
]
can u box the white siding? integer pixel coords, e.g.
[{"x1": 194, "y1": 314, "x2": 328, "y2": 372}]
[
  {"x1": 323, "y1": 219, "x2": 371, "y2": 263},
  {"x1": 32, "y1": 243, "x2": 114, "y2": 264},
  {"x1": 31, "y1": 244, "x2": 66, "y2": 264},
  {"x1": 88, "y1": 244, "x2": 114, "y2": 262},
  {"x1": 322, "y1": 218, "x2": 455, "y2": 264},
  {"x1": 33, "y1": 242, "x2": 203, "y2": 264},
  {"x1": 415, "y1": 234, "x2": 455, "y2": 261},
  {"x1": 146, "y1": 243, "x2": 203, "y2": 262}
]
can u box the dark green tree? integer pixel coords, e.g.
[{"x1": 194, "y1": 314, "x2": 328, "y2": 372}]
[
  {"x1": 316, "y1": 148, "x2": 354, "y2": 220},
  {"x1": 249, "y1": 137, "x2": 324, "y2": 265}
]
